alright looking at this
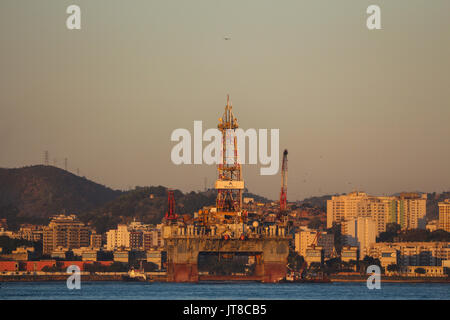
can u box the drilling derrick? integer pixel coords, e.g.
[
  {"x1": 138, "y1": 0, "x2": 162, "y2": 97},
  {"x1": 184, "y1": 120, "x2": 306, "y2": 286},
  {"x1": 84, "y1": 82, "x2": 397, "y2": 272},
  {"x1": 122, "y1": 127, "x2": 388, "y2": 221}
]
[
  {"x1": 165, "y1": 190, "x2": 178, "y2": 223},
  {"x1": 278, "y1": 149, "x2": 288, "y2": 220},
  {"x1": 215, "y1": 95, "x2": 244, "y2": 224}
]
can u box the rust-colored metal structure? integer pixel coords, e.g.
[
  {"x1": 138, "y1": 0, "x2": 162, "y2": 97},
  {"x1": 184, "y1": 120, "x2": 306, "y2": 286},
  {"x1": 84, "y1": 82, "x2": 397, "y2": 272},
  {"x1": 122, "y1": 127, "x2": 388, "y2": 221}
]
[{"x1": 164, "y1": 190, "x2": 178, "y2": 222}]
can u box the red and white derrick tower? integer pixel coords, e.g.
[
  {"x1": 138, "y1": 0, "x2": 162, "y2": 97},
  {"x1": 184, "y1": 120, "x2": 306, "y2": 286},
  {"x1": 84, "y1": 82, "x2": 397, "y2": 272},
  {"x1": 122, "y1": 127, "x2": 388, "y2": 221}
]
[{"x1": 215, "y1": 95, "x2": 244, "y2": 222}]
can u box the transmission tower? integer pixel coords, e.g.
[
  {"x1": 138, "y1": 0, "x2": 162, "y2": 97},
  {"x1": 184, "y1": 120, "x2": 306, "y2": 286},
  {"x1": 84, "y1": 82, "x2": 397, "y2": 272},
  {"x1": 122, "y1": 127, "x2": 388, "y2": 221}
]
[{"x1": 44, "y1": 151, "x2": 49, "y2": 165}]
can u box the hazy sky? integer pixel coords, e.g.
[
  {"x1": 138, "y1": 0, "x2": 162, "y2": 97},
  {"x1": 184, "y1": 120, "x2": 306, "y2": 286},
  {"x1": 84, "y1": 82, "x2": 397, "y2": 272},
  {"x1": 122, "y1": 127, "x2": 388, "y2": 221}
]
[{"x1": 1, "y1": 1, "x2": 449, "y2": 200}]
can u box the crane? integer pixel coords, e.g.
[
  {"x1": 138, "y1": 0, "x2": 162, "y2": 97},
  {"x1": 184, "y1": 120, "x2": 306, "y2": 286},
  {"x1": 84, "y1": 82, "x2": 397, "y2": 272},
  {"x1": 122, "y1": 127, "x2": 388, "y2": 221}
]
[
  {"x1": 164, "y1": 190, "x2": 178, "y2": 223},
  {"x1": 310, "y1": 231, "x2": 322, "y2": 250},
  {"x1": 277, "y1": 149, "x2": 288, "y2": 220}
]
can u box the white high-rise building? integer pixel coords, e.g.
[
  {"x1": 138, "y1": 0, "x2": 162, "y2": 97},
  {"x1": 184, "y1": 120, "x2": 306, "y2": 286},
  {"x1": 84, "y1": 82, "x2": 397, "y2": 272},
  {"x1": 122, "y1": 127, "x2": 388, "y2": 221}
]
[
  {"x1": 343, "y1": 217, "x2": 377, "y2": 258},
  {"x1": 106, "y1": 224, "x2": 130, "y2": 251},
  {"x1": 327, "y1": 192, "x2": 426, "y2": 233}
]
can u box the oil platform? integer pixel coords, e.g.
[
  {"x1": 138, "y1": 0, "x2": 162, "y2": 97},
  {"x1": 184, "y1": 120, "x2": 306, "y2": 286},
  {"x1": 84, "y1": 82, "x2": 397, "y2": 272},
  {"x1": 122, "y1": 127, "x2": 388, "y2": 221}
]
[{"x1": 163, "y1": 96, "x2": 290, "y2": 283}]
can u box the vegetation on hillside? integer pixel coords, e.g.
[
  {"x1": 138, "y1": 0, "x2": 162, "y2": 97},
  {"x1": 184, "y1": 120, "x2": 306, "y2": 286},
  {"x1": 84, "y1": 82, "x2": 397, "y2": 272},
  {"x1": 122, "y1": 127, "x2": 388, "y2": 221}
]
[
  {"x1": 0, "y1": 165, "x2": 121, "y2": 229},
  {"x1": 80, "y1": 186, "x2": 217, "y2": 233},
  {"x1": 377, "y1": 223, "x2": 450, "y2": 242},
  {"x1": 0, "y1": 236, "x2": 41, "y2": 254}
]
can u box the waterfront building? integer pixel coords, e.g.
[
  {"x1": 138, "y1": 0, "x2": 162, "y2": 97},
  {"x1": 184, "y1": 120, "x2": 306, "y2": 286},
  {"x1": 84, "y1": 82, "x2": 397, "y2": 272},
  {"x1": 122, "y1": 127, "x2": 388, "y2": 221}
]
[
  {"x1": 106, "y1": 224, "x2": 130, "y2": 251},
  {"x1": 327, "y1": 192, "x2": 427, "y2": 232},
  {"x1": 43, "y1": 215, "x2": 90, "y2": 255},
  {"x1": 146, "y1": 249, "x2": 166, "y2": 270},
  {"x1": 397, "y1": 193, "x2": 427, "y2": 230},
  {"x1": 81, "y1": 249, "x2": 99, "y2": 262},
  {"x1": 0, "y1": 246, "x2": 35, "y2": 261},
  {"x1": 341, "y1": 246, "x2": 359, "y2": 263},
  {"x1": 50, "y1": 247, "x2": 71, "y2": 259},
  {"x1": 294, "y1": 228, "x2": 334, "y2": 258},
  {"x1": 89, "y1": 232, "x2": 102, "y2": 249},
  {"x1": 18, "y1": 224, "x2": 44, "y2": 242},
  {"x1": 304, "y1": 247, "x2": 323, "y2": 265},
  {"x1": 130, "y1": 231, "x2": 143, "y2": 250},
  {"x1": 143, "y1": 225, "x2": 165, "y2": 250},
  {"x1": 402, "y1": 266, "x2": 444, "y2": 277},
  {"x1": 113, "y1": 250, "x2": 130, "y2": 263},
  {"x1": 368, "y1": 242, "x2": 450, "y2": 267},
  {"x1": 342, "y1": 217, "x2": 377, "y2": 258},
  {"x1": 106, "y1": 221, "x2": 163, "y2": 251},
  {"x1": 438, "y1": 199, "x2": 450, "y2": 232},
  {"x1": 0, "y1": 261, "x2": 19, "y2": 271},
  {"x1": 426, "y1": 220, "x2": 439, "y2": 232}
]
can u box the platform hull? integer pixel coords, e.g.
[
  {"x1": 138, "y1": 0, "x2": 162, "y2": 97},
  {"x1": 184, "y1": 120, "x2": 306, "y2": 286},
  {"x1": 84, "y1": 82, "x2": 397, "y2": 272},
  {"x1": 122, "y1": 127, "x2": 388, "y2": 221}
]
[{"x1": 165, "y1": 237, "x2": 289, "y2": 283}]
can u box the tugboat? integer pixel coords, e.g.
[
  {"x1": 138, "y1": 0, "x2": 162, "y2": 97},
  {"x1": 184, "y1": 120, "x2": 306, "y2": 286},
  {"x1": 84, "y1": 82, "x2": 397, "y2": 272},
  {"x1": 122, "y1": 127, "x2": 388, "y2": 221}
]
[
  {"x1": 282, "y1": 271, "x2": 330, "y2": 283},
  {"x1": 123, "y1": 262, "x2": 148, "y2": 282}
]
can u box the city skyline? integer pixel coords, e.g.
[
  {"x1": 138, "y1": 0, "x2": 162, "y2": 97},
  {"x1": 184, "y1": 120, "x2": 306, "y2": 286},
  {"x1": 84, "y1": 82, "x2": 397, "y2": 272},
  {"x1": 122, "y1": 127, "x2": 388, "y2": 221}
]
[{"x1": 1, "y1": 1, "x2": 450, "y2": 200}]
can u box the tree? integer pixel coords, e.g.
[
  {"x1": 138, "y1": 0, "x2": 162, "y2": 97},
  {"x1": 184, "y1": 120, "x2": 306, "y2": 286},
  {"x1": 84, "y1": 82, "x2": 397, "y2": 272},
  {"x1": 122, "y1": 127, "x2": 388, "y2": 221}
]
[
  {"x1": 327, "y1": 222, "x2": 343, "y2": 254},
  {"x1": 42, "y1": 265, "x2": 64, "y2": 272},
  {"x1": 386, "y1": 223, "x2": 401, "y2": 234},
  {"x1": 377, "y1": 223, "x2": 401, "y2": 242},
  {"x1": 309, "y1": 262, "x2": 321, "y2": 270},
  {"x1": 362, "y1": 255, "x2": 381, "y2": 267},
  {"x1": 358, "y1": 256, "x2": 381, "y2": 273},
  {"x1": 307, "y1": 217, "x2": 323, "y2": 230},
  {"x1": 324, "y1": 257, "x2": 341, "y2": 274}
]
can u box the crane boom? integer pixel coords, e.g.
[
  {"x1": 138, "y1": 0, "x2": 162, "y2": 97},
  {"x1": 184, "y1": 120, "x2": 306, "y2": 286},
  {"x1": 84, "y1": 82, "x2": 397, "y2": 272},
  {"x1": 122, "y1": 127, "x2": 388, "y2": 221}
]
[
  {"x1": 165, "y1": 190, "x2": 178, "y2": 222},
  {"x1": 278, "y1": 149, "x2": 288, "y2": 219}
]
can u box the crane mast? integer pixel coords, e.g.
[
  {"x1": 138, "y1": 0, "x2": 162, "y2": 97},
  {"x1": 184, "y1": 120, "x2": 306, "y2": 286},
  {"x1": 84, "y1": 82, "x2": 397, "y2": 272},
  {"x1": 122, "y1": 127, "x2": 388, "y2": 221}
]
[
  {"x1": 165, "y1": 190, "x2": 178, "y2": 223},
  {"x1": 278, "y1": 149, "x2": 288, "y2": 219}
]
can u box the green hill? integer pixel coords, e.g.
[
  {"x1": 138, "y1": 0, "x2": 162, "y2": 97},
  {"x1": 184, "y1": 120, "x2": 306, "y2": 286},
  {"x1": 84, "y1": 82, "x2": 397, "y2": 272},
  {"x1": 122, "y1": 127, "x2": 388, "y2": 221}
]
[
  {"x1": 0, "y1": 165, "x2": 122, "y2": 228},
  {"x1": 0, "y1": 165, "x2": 269, "y2": 232}
]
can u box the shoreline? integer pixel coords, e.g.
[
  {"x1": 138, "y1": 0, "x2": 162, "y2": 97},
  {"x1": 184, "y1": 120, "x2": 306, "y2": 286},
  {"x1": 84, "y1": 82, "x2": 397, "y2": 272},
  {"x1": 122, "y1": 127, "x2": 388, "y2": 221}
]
[
  {"x1": 329, "y1": 276, "x2": 450, "y2": 283},
  {"x1": 1, "y1": 275, "x2": 449, "y2": 283}
]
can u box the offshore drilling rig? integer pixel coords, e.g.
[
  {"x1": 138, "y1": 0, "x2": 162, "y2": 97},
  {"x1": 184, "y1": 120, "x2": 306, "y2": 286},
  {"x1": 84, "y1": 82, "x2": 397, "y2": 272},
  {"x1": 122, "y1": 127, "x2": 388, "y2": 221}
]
[{"x1": 163, "y1": 96, "x2": 290, "y2": 283}]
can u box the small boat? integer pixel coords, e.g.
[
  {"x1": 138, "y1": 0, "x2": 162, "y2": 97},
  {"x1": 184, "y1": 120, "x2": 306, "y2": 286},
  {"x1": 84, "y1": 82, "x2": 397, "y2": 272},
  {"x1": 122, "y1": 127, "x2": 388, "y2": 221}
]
[
  {"x1": 123, "y1": 267, "x2": 147, "y2": 282},
  {"x1": 281, "y1": 271, "x2": 331, "y2": 283}
]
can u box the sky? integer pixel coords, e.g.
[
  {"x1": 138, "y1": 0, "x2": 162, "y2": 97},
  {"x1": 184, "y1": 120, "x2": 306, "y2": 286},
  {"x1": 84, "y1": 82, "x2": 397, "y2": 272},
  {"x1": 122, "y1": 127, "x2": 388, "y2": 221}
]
[{"x1": 1, "y1": 0, "x2": 449, "y2": 200}]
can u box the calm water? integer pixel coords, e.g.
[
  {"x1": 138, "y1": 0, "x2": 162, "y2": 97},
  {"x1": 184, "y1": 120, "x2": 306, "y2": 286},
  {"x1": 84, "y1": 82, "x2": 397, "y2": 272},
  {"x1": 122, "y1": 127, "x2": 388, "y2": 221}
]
[{"x1": 0, "y1": 282, "x2": 449, "y2": 300}]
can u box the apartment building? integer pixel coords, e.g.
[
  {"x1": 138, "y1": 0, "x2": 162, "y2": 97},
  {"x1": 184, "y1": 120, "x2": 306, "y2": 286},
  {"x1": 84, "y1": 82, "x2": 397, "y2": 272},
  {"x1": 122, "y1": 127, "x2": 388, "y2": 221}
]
[
  {"x1": 18, "y1": 224, "x2": 44, "y2": 242},
  {"x1": 43, "y1": 215, "x2": 90, "y2": 255},
  {"x1": 106, "y1": 222, "x2": 164, "y2": 251},
  {"x1": 342, "y1": 217, "x2": 377, "y2": 257},
  {"x1": 327, "y1": 191, "x2": 427, "y2": 232},
  {"x1": 106, "y1": 224, "x2": 130, "y2": 251},
  {"x1": 294, "y1": 228, "x2": 334, "y2": 258},
  {"x1": 368, "y1": 242, "x2": 450, "y2": 267},
  {"x1": 438, "y1": 199, "x2": 450, "y2": 232},
  {"x1": 397, "y1": 193, "x2": 427, "y2": 230},
  {"x1": 90, "y1": 232, "x2": 102, "y2": 249}
]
